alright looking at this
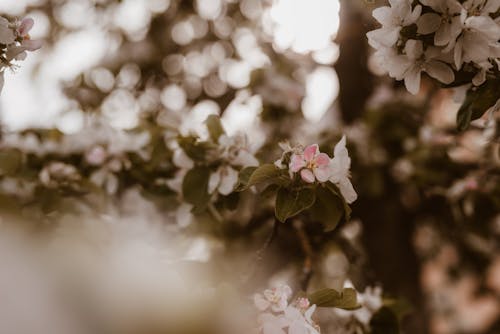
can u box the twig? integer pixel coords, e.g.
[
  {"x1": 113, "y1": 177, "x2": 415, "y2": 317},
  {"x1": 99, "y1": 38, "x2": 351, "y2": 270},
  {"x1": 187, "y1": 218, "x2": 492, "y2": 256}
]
[
  {"x1": 294, "y1": 220, "x2": 314, "y2": 291},
  {"x1": 241, "y1": 218, "x2": 279, "y2": 288}
]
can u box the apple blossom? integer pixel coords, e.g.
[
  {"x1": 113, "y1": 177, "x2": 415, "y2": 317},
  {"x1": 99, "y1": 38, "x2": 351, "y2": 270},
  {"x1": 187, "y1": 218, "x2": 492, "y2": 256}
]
[
  {"x1": 400, "y1": 40, "x2": 455, "y2": 94},
  {"x1": 329, "y1": 136, "x2": 357, "y2": 204},
  {"x1": 367, "y1": 0, "x2": 422, "y2": 49},
  {"x1": 254, "y1": 285, "x2": 292, "y2": 313},
  {"x1": 417, "y1": 0, "x2": 463, "y2": 47},
  {"x1": 290, "y1": 144, "x2": 330, "y2": 183}
]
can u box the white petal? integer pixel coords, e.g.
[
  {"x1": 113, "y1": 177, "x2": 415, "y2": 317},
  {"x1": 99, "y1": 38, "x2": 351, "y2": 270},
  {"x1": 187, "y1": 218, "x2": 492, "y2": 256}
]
[
  {"x1": 208, "y1": 169, "x2": 221, "y2": 194},
  {"x1": 232, "y1": 150, "x2": 259, "y2": 167},
  {"x1": 417, "y1": 13, "x2": 442, "y2": 34},
  {"x1": 176, "y1": 203, "x2": 194, "y2": 228},
  {"x1": 472, "y1": 69, "x2": 486, "y2": 86},
  {"x1": 367, "y1": 27, "x2": 401, "y2": 49},
  {"x1": 0, "y1": 72, "x2": 4, "y2": 94},
  {"x1": 218, "y1": 166, "x2": 238, "y2": 195},
  {"x1": 454, "y1": 37, "x2": 464, "y2": 69},
  {"x1": 424, "y1": 60, "x2": 454, "y2": 84},
  {"x1": 372, "y1": 6, "x2": 394, "y2": 26},
  {"x1": 404, "y1": 66, "x2": 422, "y2": 95},
  {"x1": 254, "y1": 294, "x2": 270, "y2": 311},
  {"x1": 466, "y1": 16, "x2": 500, "y2": 40},
  {"x1": 405, "y1": 5, "x2": 422, "y2": 25},
  {"x1": 0, "y1": 26, "x2": 15, "y2": 45},
  {"x1": 173, "y1": 149, "x2": 194, "y2": 169},
  {"x1": 404, "y1": 40, "x2": 424, "y2": 60},
  {"x1": 339, "y1": 178, "x2": 358, "y2": 204}
]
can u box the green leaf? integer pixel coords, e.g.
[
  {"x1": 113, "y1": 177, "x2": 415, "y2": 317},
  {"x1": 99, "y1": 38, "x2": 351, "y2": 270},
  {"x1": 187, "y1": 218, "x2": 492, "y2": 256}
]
[
  {"x1": 205, "y1": 115, "x2": 225, "y2": 142},
  {"x1": 223, "y1": 192, "x2": 240, "y2": 211},
  {"x1": 312, "y1": 186, "x2": 344, "y2": 232},
  {"x1": 325, "y1": 182, "x2": 352, "y2": 221},
  {"x1": 0, "y1": 149, "x2": 23, "y2": 176},
  {"x1": 178, "y1": 136, "x2": 215, "y2": 161},
  {"x1": 235, "y1": 166, "x2": 258, "y2": 191},
  {"x1": 457, "y1": 79, "x2": 500, "y2": 131},
  {"x1": 308, "y1": 288, "x2": 360, "y2": 310},
  {"x1": 370, "y1": 307, "x2": 399, "y2": 334},
  {"x1": 275, "y1": 187, "x2": 316, "y2": 223},
  {"x1": 245, "y1": 164, "x2": 283, "y2": 189},
  {"x1": 182, "y1": 167, "x2": 211, "y2": 209}
]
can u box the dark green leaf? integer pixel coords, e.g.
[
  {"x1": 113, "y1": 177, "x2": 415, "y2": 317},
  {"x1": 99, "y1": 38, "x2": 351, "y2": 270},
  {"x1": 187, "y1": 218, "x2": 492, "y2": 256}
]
[
  {"x1": 0, "y1": 149, "x2": 23, "y2": 175},
  {"x1": 205, "y1": 115, "x2": 225, "y2": 142},
  {"x1": 245, "y1": 164, "x2": 283, "y2": 189},
  {"x1": 308, "y1": 288, "x2": 360, "y2": 310},
  {"x1": 325, "y1": 182, "x2": 352, "y2": 221},
  {"x1": 182, "y1": 167, "x2": 211, "y2": 209},
  {"x1": 275, "y1": 187, "x2": 315, "y2": 223},
  {"x1": 370, "y1": 307, "x2": 399, "y2": 334},
  {"x1": 312, "y1": 186, "x2": 343, "y2": 232},
  {"x1": 235, "y1": 166, "x2": 258, "y2": 191},
  {"x1": 457, "y1": 79, "x2": 500, "y2": 131},
  {"x1": 178, "y1": 136, "x2": 215, "y2": 161}
]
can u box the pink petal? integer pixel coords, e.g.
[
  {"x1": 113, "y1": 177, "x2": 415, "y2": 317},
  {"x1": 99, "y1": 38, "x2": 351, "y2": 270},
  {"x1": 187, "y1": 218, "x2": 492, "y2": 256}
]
[
  {"x1": 314, "y1": 165, "x2": 330, "y2": 183},
  {"x1": 300, "y1": 169, "x2": 315, "y2": 183},
  {"x1": 19, "y1": 18, "x2": 34, "y2": 36},
  {"x1": 303, "y1": 144, "x2": 318, "y2": 162},
  {"x1": 290, "y1": 154, "x2": 306, "y2": 172},
  {"x1": 22, "y1": 39, "x2": 42, "y2": 51},
  {"x1": 314, "y1": 153, "x2": 330, "y2": 167}
]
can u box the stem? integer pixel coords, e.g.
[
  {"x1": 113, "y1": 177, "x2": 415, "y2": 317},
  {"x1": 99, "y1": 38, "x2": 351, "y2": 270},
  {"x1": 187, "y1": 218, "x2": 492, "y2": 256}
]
[
  {"x1": 207, "y1": 203, "x2": 223, "y2": 223},
  {"x1": 241, "y1": 218, "x2": 279, "y2": 288},
  {"x1": 255, "y1": 218, "x2": 279, "y2": 262},
  {"x1": 294, "y1": 220, "x2": 314, "y2": 291}
]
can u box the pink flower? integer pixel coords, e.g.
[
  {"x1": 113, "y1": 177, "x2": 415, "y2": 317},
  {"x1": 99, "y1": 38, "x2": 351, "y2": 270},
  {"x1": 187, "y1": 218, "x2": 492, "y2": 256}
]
[
  {"x1": 16, "y1": 18, "x2": 34, "y2": 39},
  {"x1": 289, "y1": 144, "x2": 330, "y2": 183}
]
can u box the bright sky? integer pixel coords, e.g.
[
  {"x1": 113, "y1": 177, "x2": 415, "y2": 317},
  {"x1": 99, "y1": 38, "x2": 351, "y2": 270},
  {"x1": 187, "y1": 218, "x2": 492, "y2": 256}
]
[{"x1": 0, "y1": 0, "x2": 340, "y2": 130}]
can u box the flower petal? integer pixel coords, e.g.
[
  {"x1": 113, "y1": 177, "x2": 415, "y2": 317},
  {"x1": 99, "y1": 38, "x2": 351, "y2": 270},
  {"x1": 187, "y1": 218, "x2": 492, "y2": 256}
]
[
  {"x1": 314, "y1": 153, "x2": 330, "y2": 167},
  {"x1": 290, "y1": 154, "x2": 306, "y2": 172},
  {"x1": 300, "y1": 169, "x2": 315, "y2": 183},
  {"x1": 303, "y1": 144, "x2": 318, "y2": 162},
  {"x1": 314, "y1": 165, "x2": 330, "y2": 183},
  {"x1": 208, "y1": 169, "x2": 221, "y2": 194},
  {"x1": 417, "y1": 13, "x2": 441, "y2": 35},
  {"x1": 338, "y1": 179, "x2": 358, "y2": 204},
  {"x1": 218, "y1": 166, "x2": 238, "y2": 195},
  {"x1": 18, "y1": 18, "x2": 34, "y2": 36},
  {"x1": 372, "y1": 6, "x2": 393, "y2": 26},
  {"x1": 424, "y1": 60, "x2": 454, "y2": 84},
  {"x1": 404, "y1": 40, "x2": 423, "y2": 60},
  {"x1": 404, "y1": 66, "x2": 422, "y2": 95}
]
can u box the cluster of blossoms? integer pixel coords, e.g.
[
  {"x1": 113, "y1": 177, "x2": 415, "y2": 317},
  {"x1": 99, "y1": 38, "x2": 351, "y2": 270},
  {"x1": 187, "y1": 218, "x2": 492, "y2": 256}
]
[
  {"x1": 254, "y1": 285, "x2": 320, "y2": 334},
  {"x1": 168, "y1": 132, "x2": 258, "y2": 197},
  {"x1": 275, "y1": 136, "x2": 357, "y2": 204},
  {"x1": 367, "y1": 0, "x2": 500, "y2": 94},
  {"x1": 0, "y1": 16, "x2": 42, "y2": 92}
]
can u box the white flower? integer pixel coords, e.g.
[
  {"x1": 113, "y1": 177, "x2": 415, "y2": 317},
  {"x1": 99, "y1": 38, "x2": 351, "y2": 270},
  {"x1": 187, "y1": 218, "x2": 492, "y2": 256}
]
[
  {"x1": 208, "y1": 165, "x2": 239, "y2": 195},
  {"x1": 282, "y1": 305, "x2": 320, "y2": 334},
  {"x1": 417, "y1": 0, "x2": 463, "y2": 48},
  {"x1": 218, "y1": 133, "x2": 259, "y2": 167},
  {"x1": 399, "y1": 40, "x2": 454, "y2": 94},
  {"x1": 452, "y1": 12, "x2": 500, "y2": 69},
  {"x1": 172, "y1": 147, "x2": 194, "y2": 169},
  {"x1": 371, "y1": 46, "x2": 413, "y2": 79},
  {"x1": 175, "y1": 203, "x2": 194, "y2": 228},
  {"x1": 254, "y1": 285, "x2": 292, "y2": 313},
  {"x1": 367, "y1": 0, "x2": 422, "y2": 49},
  {"x1": 329, "y1": 136, "x2": 357, "y2": 204},
  {"x1": 334, "y1": 282, "x2": 383, "y2": 327},
  {"x1": 0, "y1": 17, "x2": 15, "y2": 45}
]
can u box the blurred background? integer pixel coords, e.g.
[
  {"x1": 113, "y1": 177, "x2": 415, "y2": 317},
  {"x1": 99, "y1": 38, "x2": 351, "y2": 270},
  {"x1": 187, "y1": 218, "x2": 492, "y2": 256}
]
[{"x1": 0, "y1": 0, "x2": 499, "y2": 334}]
